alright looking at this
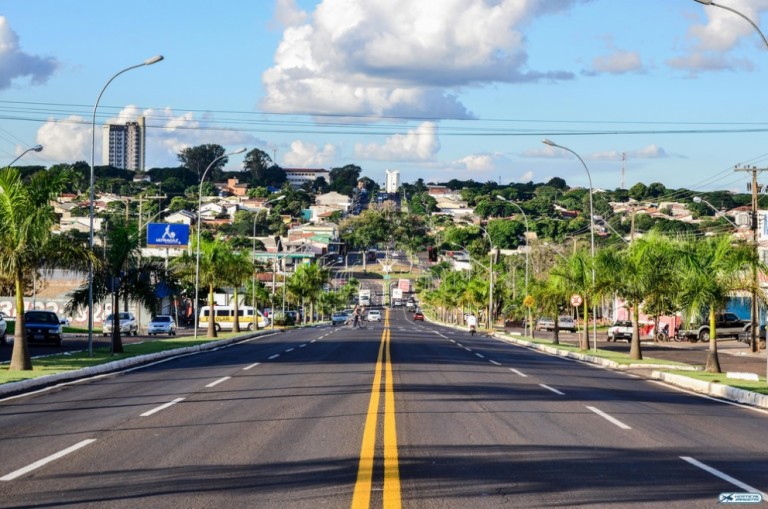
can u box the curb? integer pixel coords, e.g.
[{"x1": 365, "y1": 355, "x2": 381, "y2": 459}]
[
  {"x1": 494, "y1": 332, "x2": 768, "y2": 410},
  {"x1": 0, "y1": 329, "x2": 274, "y2": 398}
]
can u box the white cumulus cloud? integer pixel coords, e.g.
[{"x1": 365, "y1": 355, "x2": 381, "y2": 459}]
[
  {"x1": 355, "y1": 122, "x2": 440, "y2": 161},
  {"x1": 261, "y1": 0, "x2": 578, "y2": 118},
  {"x1": 283, "y1": 140, "x2": 337, "y2": 167}
]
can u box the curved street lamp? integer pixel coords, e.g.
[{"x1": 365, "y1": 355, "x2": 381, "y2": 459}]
[
  {"x1": 693, "y1": 196, "x2": 739, "y2": 228},
  {"x1": 496, "y1": 195, "x2": 530, "y2": 336},
  {"x1": 87, "y1": 55, "x2": 164, "y2": 357},
  {"x1": 252, "y1": 195, "x2": 285, "y2": 330},
  {"x1": 694, "y1": 1, "x2": 768, "y2": 49},
  {"x1": 542, "y1": 139, "x2": 597, "y2": 351},
  {"x1": 193, "y1": 147, "x2": 247, "y2": 340},
  {"x1": 6, "y1": 144, "x2": 43, "y2": 168}
]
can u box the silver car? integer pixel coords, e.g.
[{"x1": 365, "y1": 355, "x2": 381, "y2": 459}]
[
  {"x1": 102, "y1": 312, "x2": 138, "y2": 336},
  {"x1": 147, "y1": 315, "x2": 176, "y2": 336}
]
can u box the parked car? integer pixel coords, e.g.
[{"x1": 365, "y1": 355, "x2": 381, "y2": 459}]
[
  {"x1": 147, "y1": 315, "x2": 176, "y2": 336},
  {"x1": 738, "y1": 324, "x2": 766, "y2": 348},
  {"x1": 679, "y1": 312, "x2": 749, "y2": 342},
  {"x1": 102, "y1": 312, "x2": 138, "y2": 336},
  {"x1": 0, "y1": 311, "x2": 7, "y2": 344},
  {"x1": 413, "y1": 310, "x2": 424, "y2": 321},
  {"x1": 23, "y1": 310, "x2": 63, "y2": 346},
  {"x1": 607, "y1": 320, "x2": 633, "y2": 342},
  {"x1": 367, "y1": 309, "x2": 382, "y2": 322},
  {"x1": 535, "y1": 316, "x2": 577, "y2": 333}
]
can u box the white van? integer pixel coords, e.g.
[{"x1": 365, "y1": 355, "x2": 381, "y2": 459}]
[{"x1": 198, "y1": 305, "x2": 269, "y2": 331}]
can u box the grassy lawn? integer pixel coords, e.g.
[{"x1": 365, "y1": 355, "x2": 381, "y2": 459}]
[{"x1": 0, "y1": 334, "x2": 240, "y2": 385}]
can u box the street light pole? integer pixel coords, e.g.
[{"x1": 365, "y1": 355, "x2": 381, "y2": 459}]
[
  {"x1": 193, "y1": 147, "x2": 246, "y2": 340},
  {"x1": 692, "y1": 196, "x2": 739, "y2": 228},
  {"x1": 497, "y1": 196, "x2": 530, "y2": 336},
  {"x1": 251, "y1": 195, "x2": 285, "y2": 330},
  {"x1": 542, "y1": 139, "x2": 597, "y2": 352},
  {"x1": 87, "y1": 55, "x2": 163, "y2": 357}
]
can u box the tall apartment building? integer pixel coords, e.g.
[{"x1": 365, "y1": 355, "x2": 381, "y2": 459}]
[
  {"x1": 102, "y1": 116, "x2": 145, "y2": 171},
  {"x1": 385, "y1": 169, "x2": 400, "y2": 194}
]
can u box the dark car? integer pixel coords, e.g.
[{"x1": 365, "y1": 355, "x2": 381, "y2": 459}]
[
  {"x1": 738, "y1": 324, "x2": 766, "y2": 348},
  {"x1": 413, "y1": 310, "x2": 424, "y2": 321},
  {"x1": 24, "y1": 310, "x2": 63, "y2": 346}
]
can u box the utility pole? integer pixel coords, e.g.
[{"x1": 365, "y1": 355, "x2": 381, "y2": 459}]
[{"x1": 735, "y1": 165, "x2": 766, "y2": 353}]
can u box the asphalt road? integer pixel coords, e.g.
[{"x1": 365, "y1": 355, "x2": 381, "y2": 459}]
[{"x1": 0, "y1": 308, "x2": 766, "y2": 508}]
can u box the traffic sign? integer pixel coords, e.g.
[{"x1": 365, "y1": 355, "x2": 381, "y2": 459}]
[{"x1": 570, "y1": 294, "x2": 583, "y2": 307}]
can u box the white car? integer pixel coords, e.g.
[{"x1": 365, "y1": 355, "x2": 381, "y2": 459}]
[
  {"x1": 367, "y1": 310, "x2": 382, "y2": 322},
  {"x1": 102, "y1": 312, "x2": 138, "y2": 336},
  {"x1": 147, "y1": 315, "x2": 177, "y2": 336}
]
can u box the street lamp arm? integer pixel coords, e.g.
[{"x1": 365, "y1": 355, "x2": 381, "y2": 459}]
[
  {"x1": 695, "y1": 1, "x2": 768, "y2": 50},
  {"x1": 5, "y1": 145, "x2": 43, "y2": 168}
]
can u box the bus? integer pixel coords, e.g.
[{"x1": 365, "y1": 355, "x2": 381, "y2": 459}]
[{"x1": 197, "y1": 305, "x2": 269, "y2": 331}]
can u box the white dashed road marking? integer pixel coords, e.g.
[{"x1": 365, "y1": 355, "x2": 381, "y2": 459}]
[
  {"x1": 141, "y1": 397, "x2": 185, "y2": 417},
  {"x1": 1, "y1": 439, "x2": 97, "y2": 481},
  {"x1": 205, "y1": 376, "x2": 231, "y2": 388},
  {"x1": 586, "y1": 406, "x2": 631, "y2": 430}
]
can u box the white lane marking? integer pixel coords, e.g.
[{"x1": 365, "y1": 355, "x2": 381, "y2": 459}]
[
  {"x1": 586, "y1": 406, "x2": 632, "y2": 430},
  {"x1": 268, "y1": 354, "x2": 280, "y2": 360},
  {"x1": 285, "y1": 348, "x2": 295, "y2": 352},
  {"x1": 489, "y1": 360, "x2": 501, "y2": 366},
  {"x1": 475, "y1": 353, "x2": 485, "y2": 359},
  {"x1": 540, "y1": 384, "x2": 565, "y2": 395},
  {"x1": 141, "y1": 397, "x2": 185, "y2": 417},
  {"x1": 680, "y1": 456, "x2": 768, "y2": 498},
  {"x1": 243, "y1": 362, "x2": 260, "y2": 370},
  {"x1": 205, "y1": 376, "x2": 231, "y2": 388},
  {"x1": 464, "y1": 347, "x2": 472, "y2": 352},
  {"x1": 456, "y1": 343, "x2": 463, "y2": 347},
  {"x1": 310, "y1": 339, "x2": 317, "y2": 343},
  {"x1": 510, "y1": 368, "x2": 528, "y2": 377},
  {"x1": 1, "y1": 439, "x2": 97, "y2": 481},
  {"x1": 449, "y1": 339, "x2": 456, "y2": 343},
  {"x1": 299, "y1": 344, "x2": 307, "y2": 348}
]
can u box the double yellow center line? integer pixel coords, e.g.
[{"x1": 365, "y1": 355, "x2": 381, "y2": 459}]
[{"x1": 351, "y1": 309, "x2": 401, "y2": 509}]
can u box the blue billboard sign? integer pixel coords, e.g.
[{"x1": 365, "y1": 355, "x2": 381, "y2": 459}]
[{"x1": 147, "y1": 223, "x2": 190, "y2": 247}]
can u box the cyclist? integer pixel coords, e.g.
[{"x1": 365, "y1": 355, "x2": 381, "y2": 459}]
[{"x1": 467, "y1": 313, "x2": 477, "y2": 335}]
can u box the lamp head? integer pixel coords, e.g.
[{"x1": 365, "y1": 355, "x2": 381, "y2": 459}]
[
  {"x1": 693, "y1": 196, "x2": 702, "y2": 203},
  {"x1": 542, "y1": 139, "x2": 556, "y2": 147},
  {"x1": 693, "y1": 0, "x2": 713, "y2": 5},
  {"x1": 31, "y1": 144, "x2": 43, "y2": 152},
  {"x1": 144, "y1": 55, "x2": 164, "y2": 65},
  {"x1": 231, "y1": 147, "x2": 247, "y2": 155}
]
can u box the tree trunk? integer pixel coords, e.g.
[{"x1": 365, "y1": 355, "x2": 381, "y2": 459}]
[
  {"x1": 705, "y1": 308, "x2": 722, "y2": 373},
  {"x1": 207, "y1": 284, "x2": 217, "y2": 338},
  {"x1": 629, "y1": 301, "x2": 642, "y2": 360},
  {"x1": 9, "y1": 271, "x2": 31, "y2": 370},
  {"x1": 111, "y1": 289, "x2": 124, "y2": 354}
]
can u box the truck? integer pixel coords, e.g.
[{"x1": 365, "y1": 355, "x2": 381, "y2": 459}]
[
  {"x1": 358, "y1": 289, "x2": 371, "y2": 306},
  {"x1": 679, "y1": 312, "x2": 749, "y2": 342},
  {"x1": 607, "y1": 320, "x2": 633, "y2": 342}
]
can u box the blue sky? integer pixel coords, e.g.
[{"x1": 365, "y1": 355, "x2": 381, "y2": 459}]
[{"x1": 2, "y1": 0, "x2": 768, "y2": 194}]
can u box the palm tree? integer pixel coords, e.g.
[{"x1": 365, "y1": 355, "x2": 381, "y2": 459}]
[
  {"x1": 0, "y1": 168, "x2": 92, "y2": 370},
  {"x1": 551, "y1": 249, "x2": 593, "y2": 351},
  {"x1": 676, "y1": 235, "x2": 757, "y2": 373},
  {"x1": 67, "y1": 218, "x2": 167, "y2": 353},
  {"x1": 220, "y1": 250, "x2": 252, "y2": 332},
  {"x1": 173, "y1": 237, "x2": 230, "y2": 338},
  {"x1": 595, "y1": 234, "x2": 677, "y2": 360}
]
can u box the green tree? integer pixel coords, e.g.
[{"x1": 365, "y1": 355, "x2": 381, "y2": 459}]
[
  {"x1": 676, "y1": 235, "x2": 757, "y2": 373},
  {"x1": 328, "y1": 164, "x2": 362, "y2": 195},
  {"x1": 0, "y1": 168, "x2": 92, "y2": 369},
  {"x1": 178, "y1": 144, "x2": 226, "y2": 181},
  {"x1": 221, "y1": 250, "x2": 253, "y2": 332}
]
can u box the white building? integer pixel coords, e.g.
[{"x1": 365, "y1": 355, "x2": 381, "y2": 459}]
[
  {"x1": 283, "y1": 168, "x2": 331, "y2": 189},
  {"x1": 385, "y1": 169, "x2": 400, "y2": 194},
  {"x1": 103, "y1": 116, "x2": 145, "y2": 171}
]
